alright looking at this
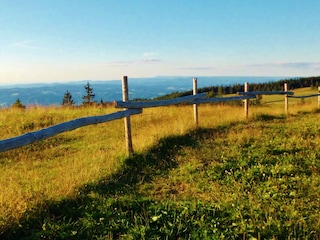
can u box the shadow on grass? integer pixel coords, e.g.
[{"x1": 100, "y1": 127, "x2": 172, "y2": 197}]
[
  {"x1": 81, "y1": 132, "x2": 198, "y2": 196},
  {"x1": 1, "y1": 126, "x2": 231, "y2": 239},
  {"x1": 253, "y1": 113, "x2": 287, "y2": 121},
  {"x1": 3, "y1": 111, "x2": 319, "y2": 239}
]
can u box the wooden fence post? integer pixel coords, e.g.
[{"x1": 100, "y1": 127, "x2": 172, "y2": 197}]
[
  {"x1": 284, "y1": 82, "x2": 288, "y2": 114},
  {"x1": 193, "y1": 78, "x2": 198, "y2": 127},
  {"x1": 122, "y1": 76, "x2": 134, "y2": 156},
  {"x1": 318, "y1": 86, "x2": 320, "y2": 110},
  {"x1": 244, "y1": 82, "x2": 249, "y2": 120}
]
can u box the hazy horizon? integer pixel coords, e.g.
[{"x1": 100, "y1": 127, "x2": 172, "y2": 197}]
[
  {"x1": 0, "y1": 75, "x2": 298, "y2": 87},
  {"x1": 0, "y1": 76, "x2": 296, "y2": 107}
]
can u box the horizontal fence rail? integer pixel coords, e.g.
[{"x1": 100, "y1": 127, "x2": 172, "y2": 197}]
[
  {"x1": 190, "y1": 95, "x2": 256, "y2": 104},
  {"x1": 0, "y1": 109, "x2": 142, "y2": 153},
  {"x1": 238, "y1": 91, "x2": 294, "y2": 95},
  {"x1": 115, "y1": 94, "x2": 257, "y2": 109},
  {"x1": 265, "y1": 100, "x2": 285, "y2": 104},
  {"x1": 288, "y1": 93, "x2": 320, "y2": 99},
  {"x1": 115, "y1": 93, "x2": 207, "y2": 109}
]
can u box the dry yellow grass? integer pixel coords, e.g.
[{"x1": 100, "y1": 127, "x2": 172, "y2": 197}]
[{"x1": 0, "y1": 94, "x2": 319, "y2": 231}]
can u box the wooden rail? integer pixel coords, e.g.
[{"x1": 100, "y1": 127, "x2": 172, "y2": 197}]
[
  {"x1": 239, "y1": 83, "x2": 320, "y2": 113},
  {"x1": 115, "y1": 93, "x2": 207, "y2": 109},
  {"x1": 0, "y1": 109, "x2": 142, "y2": 152},
  {"x1": 288, "y1": 94, "x2": 320, "y2": 98},
  {"x1": 238, "y1": 91, "x2": 294, "y2": 95},
  {"x1": 190, "y1": 95, "x2": 256, "y2": 104},
  {"x1": 115, "y1": 91, "x2": 256, "y2": 109}
]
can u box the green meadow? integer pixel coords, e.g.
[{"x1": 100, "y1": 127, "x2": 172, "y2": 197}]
[{"x1": 0, "y1": 88, "x2": 319, "y2": 239}]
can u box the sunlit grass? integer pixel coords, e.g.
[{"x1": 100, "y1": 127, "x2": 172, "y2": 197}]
[
  {"x1": 0, "y1": 91, "x2": 319, "y2": 236},
  {"x1": 0, "y1": 106, "x2": 124, "y2": 229},
  {"x1": 261, "y1": 86, "x2": 319, "y2": 105}
]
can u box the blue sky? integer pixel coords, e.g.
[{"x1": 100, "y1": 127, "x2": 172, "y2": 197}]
[{"x1": 1, "y1": 0, "x2": 320, "y2": 84}]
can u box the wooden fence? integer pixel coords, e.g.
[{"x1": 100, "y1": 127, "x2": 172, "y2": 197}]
[
  {"x1": 0, "y1": 76, "x2": 319, "y2": 155},
  {"x1": 0, "y1": 109, "x2": 142, "y2": 153}
]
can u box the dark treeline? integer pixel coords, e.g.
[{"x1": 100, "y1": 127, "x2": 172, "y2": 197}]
[{"x1": 151, "y1": 76, "x2": 320, "y2": 101}]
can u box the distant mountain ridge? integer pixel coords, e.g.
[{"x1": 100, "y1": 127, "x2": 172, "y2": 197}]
[{"x1": 0, "y1": 76, "x2": 290, "y2": 107}]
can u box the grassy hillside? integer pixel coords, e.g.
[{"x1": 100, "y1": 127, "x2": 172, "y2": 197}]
[
  {"x1": 0, "y1": 90, "x2": 319, "y2": 239},
  {"x1": 261, "y1": 87, "x2": 319, "y2": 105}
]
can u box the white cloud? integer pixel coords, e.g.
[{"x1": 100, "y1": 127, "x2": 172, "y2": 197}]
[
  {"x1": 106, "y1": 58, "x2": 162, "y2": 67},
  {"x1": 247, "y1": 62, "x2": 320, "y2": 69},
  {"x1": 142, "y1": 58, "x2": 162, "y2": 63},
  {"x1": 143, "y1": 52, "x2": 158, "y2": 58},
  {"x1": 178, "y1": 67, "x2": 215, "y2": 71},
  {"x1": 12, "y1": 40, "x2": 39, "y2": 49}
]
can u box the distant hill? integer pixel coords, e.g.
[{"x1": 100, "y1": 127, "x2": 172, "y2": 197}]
[
  {"x1": 153, "y1": 76, "x2": 320, "y2": 100},
  {"x1": 0, "y1": 76, "x2": 293, "y2": 107}
]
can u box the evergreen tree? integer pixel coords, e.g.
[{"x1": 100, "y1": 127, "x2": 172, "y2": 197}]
[
  {"x1": 82, "y1": 82, "x2": 95, "y2": 105},
  {"x1": 100, "y1": 98, "x2": 105, "y2": 106},
  {"x1": 11, "y1": 98, "x2": 26, "y2": 109},
  {"x1": 62, "y1": 90, "x2": 75, "y2": 106}
]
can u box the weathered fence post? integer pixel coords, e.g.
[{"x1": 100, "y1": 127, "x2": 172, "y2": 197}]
[
  {"x1": 193, "y1": 77, "x2": 198, "y2": 127},
  {"x1": 284, "y1": 82, "x2": 288, "y2": 114},
  {"x1": 244, "y1": 82, "x2": 249, "y2": 120},
  {"x1": 318, "y1": 86, "x2": 320, "y2": 110},
  {"x1": 122, "y1": 76, "x2": 134, "y2": 156}
]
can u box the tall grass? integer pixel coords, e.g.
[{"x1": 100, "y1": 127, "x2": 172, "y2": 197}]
[
  {"x1": 0, "y1": 106, "x2": 124, "y2": 230},
  {"x1": 0, "y1": 92, "x2": 319, "y2": 237}
]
